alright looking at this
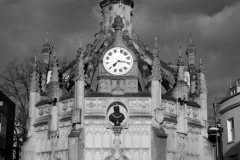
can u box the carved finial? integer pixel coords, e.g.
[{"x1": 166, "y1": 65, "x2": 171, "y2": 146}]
[
  {"x1": 179, "y1": 44, "x2": 182, "y2": 57},
  {"x1": 52, "y1": 44, "x2": 57, "y2": 64},
  {"x1": 75, "y1": 47, "x2": 84, "y2": 81},
  {"x1": 153, "y1": 37, "x2": 159, "y2": 56},
  {"x1": 190, "y1": 32, "x2": 192, "y2": 44},
  {"x1": 34, "y1": 50, "x2": 37, "y2": 69},
  {"x1": 30, "y1": 51, "x2": 39, "y2": 92},
  {"x1": 200, "y1": 53, "x2": 202, "y2": 64},
  {"x1": 152, "y1": 37, "x2": 161, "y2": 82},
  {"x1": 112, "y1": 15, "x2": 124, "y2": 30},
  {"x1": 198, "y1": 55, "x2": 205, "y2": 73},
  {"x1": 53, "y1": 45, "x2": 56, "y2": 56},
  {"x1": 155, "y1": 37, "x2": 158, "y2": 49},
  {"x1": 177, "y1": 46, "x2": 184, "y2": 67},
  {"x1": 46, "y1": 31, "x2": 49, "y2": 43},
  {"x1": 78, "y1": 34, "x2": 82, "y2": 48}
]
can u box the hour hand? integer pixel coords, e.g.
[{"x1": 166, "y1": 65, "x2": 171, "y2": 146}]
[{"x1": 113, "y1": 60, "x2": 119, "y2": 67}]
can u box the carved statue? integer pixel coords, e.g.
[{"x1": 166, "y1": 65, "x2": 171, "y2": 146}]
[{"x1": 109, "y1": 106, "x2": 125, "y2": 126}]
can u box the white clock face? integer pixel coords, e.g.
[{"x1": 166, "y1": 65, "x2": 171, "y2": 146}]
[{"x1": 103, "y1": 47, "x2": 133, "y2": 75}]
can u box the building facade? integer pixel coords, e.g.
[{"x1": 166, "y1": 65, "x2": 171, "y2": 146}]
[
  {"x1": 217, "y1": 79, "x2": 240, "y2": 160},
  {"x1": 21, "y1": 0, "x2": 214, "y2": 160},
  {"x1": 0, "y1": 91, "x2": 15, "y2": 160}
]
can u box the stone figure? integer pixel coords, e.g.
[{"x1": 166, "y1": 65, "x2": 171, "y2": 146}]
[{"x1": 109, "y1": 106, "x2": 125, "y2": 126}]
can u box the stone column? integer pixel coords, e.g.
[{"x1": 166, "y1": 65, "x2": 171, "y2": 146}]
[
  {"x1": 152, "y1": 127, "x2": 168, "y2": 160},
  {"x1": 28, "y1": 58, "x2": 41, "y2": 137},
  {"x1": 68, "y1": 48, "x2": 85, "y2": 160},
  {"x1": 68, "y1": 126, "x2": 84, "y2": 160}
]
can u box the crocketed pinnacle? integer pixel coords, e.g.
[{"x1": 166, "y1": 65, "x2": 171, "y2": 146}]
[{"x1": 152, "y1": 37, "x2": 161, "y2": 81}]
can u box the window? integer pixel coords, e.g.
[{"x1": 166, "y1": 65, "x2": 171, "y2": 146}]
[
  {"x1": 0, "y1": 113, "x2": 7, "y2": 138},
  {"x1": 229, "y1": 154, "x2": 238, "y2": 160},
  {"x1": 227, "y1": 118, "x2": 235, "y2": 143},
  {"x1": 0, "y1": 155, "x2": 5, "y2": 160},
  {"x1": 0, "y1": 113, "x2": 7, "y2": 149}
]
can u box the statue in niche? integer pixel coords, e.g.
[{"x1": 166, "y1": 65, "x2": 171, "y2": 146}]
[{"x1": 109, "y1": 106, "x2": 125, "y2": 126}]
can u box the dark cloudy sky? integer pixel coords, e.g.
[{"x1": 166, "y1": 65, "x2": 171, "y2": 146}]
[{"x1": 1, "y1": 0, "x2": 240, "y2": 107}]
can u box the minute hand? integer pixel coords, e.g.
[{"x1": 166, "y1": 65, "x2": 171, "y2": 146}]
[{"x1": 119, "y1": 60, "x2": 127, "y2": 63}]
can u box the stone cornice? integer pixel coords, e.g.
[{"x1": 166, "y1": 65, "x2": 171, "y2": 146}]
[
  {"x1": 34, "y1": 115, "x2": 51, "y2": 127},
  {"x1": 219, "y1": 101, "x2": 240, "y2": 115},
  {"x1": 219, "y1": 92, "x2": 240, "y2": 104}
]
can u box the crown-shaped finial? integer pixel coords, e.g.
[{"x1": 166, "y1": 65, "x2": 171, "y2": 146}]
[{"x1": 112, "y1": 15, "x2": 124, "y2": 30}]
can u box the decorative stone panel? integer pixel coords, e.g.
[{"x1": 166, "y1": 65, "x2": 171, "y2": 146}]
[
  {"x1": 85, "y1": 97, "x2": 151, "y2": 115},
  {"x1": 84, "y1": 122, "x2": 151, "y2": 160},
  {"x1": 161, "y1": 100, "x2": 177, "y2": 115}
]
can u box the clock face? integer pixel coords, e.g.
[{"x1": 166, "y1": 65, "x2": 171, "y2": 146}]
[{"x1": 103, "y1": 47, "x2": 133, "y2": 75}]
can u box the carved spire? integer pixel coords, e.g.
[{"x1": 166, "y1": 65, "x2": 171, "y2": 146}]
[
  {"x1": 42, "y1": 31, "x2": 52, "y2": 65},
  {"x1": 75, "y1": 46, "x2": 84, "y2": 81},
  {"x1": 50, "y1": 45, "x2": 59, "y2": 83},
  {"x1": 46, "y1": 31, "x2": 49, "y2": 43},
  {"x1": 152, "y1": 37, "x2": 161, "y2": 81},
  {"x1": 198, "y1": 54, "x2": 205, "y2": 73},
  {"x1": 196, "y1": 59, "x2": 207, "y2": 94},
  {"x1": 30, "y1": 52, "x2": 39, "y2": 92},
  {"x1": 186, "y1": 32, "x2": 196, "y2": 66},
  {"x1": 179, "y1": 44, "x2": 182, "y2": 57},
  {"x1": 177, "y1": 45, "x2": 184, "y2": 67},
  {"x1": 190, "y1": 32, "x2": 192, "y2": 44},
  {"x1": 78, "y1": 34, "x2": 82, "y2": 48}
]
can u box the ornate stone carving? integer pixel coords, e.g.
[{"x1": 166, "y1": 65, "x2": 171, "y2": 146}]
[
  {"x1": 45, "y1": 106, "x2": 50, "y2": 114},
  {"x1": 99, "y1": 81, "x2": 108, "y2": 90},
  {"x1": 86, "y1": 100, "x2": 96, "y2": 109},
  {"x1": 69, "y1": 101, "x2": 74, "y2": 109},
  {"x1": 193, "y1": 109, "x2": 198, "y2": 117},
  {"x1": 112, "y1": 15, "x2": 124, "y2": 31},
  {"x1": 138, "y1": 100, "x2": 148, "y2": 109},
  {"x1": 62, "y1": 103, "x2": 68, "y2": 111},
  {"x1": 99, "y1": 99, "x2": 107, "y2": 109},
  {"x1": 75, "y1": 49, "x2": 85, "y2": 81},
  {"x1": 187, "y1": 107, "x2": 191, "y2": 116},
  {"x1": 161, "y1": 103, "x2": 167, "y2": 110},
  {"x1": 30, "y1": 69, "x2": 39, "y2": 92},
  {"x1": 39, "y1": 107, "x2": 44, "y2": 116},
  {"x1": 128, "y1": 80, "x2": 137, "y2": 90},
  {"x1": 128, "y1": 99, "x2": 137, "y2": 109},
  {"x1": 152, "y1": 53, "x2": 161, "y2": 81},
  {"x1": 169, "y1": 104, "x2": 174, "y2": 112}
]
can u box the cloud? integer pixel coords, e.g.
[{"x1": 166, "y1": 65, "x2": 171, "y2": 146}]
[{"x1": 0, "y1": 0, "x2": 240, "y2": 107}]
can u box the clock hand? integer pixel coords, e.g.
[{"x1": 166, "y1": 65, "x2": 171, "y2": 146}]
[
  {"x1": 119, "y1": 60, "x2": 127, "y2": 63},
  {"x1": 113, "y1": 60, "x2": 120, "y2": 67}
]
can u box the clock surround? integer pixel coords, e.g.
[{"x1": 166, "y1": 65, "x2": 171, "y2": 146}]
[{"x1": 103, "y1": 47, "x2": 133, "y2": 75}]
